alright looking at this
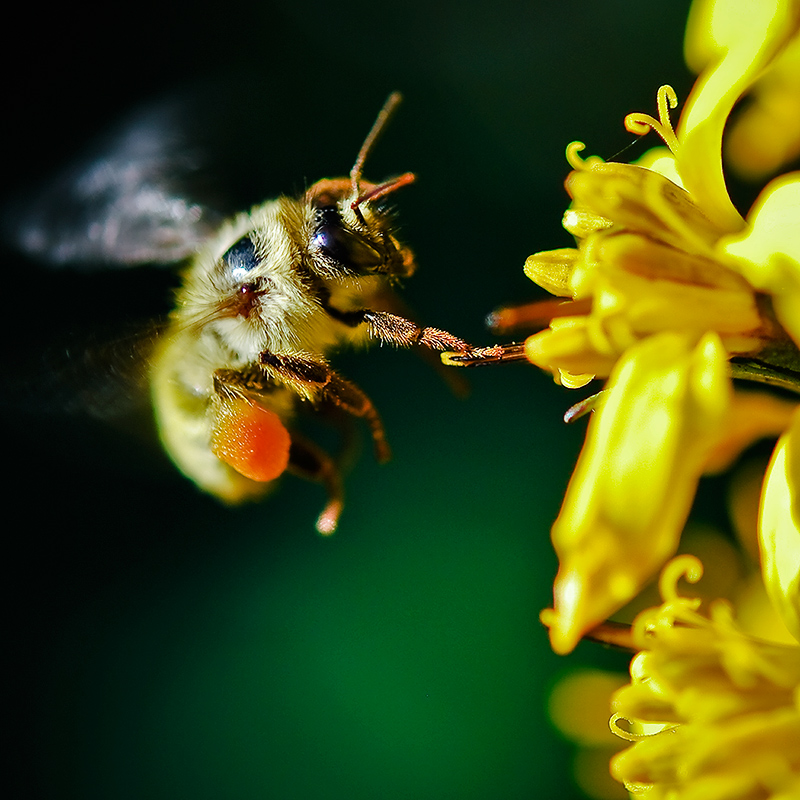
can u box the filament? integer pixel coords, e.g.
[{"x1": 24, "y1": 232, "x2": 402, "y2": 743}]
[{"x1": 624, "y1": 85, "x2": 680, "y2": 154}]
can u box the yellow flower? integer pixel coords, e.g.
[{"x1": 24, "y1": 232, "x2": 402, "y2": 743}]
[
  {"x1": 546, "y1": 528, "x2": 794, "y2": 800},
  {"x1": 609, "y1": 557, "x2": 800, "y2": 799},
  {"x1": 457, "y1": 0, "x2": 800, "y2": 793},
  {"x1": 521, "y1": 0, "x2": 800, "y2": 653}
]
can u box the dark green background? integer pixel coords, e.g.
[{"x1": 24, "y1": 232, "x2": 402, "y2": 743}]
[{"x1": 5, "y1": 2, "x2": 692, "y2": 798}]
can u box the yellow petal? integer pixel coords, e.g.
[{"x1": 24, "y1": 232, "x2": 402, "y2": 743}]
[
  {"x1": 683, "y1": 0, "x2": 726, "y2": 73},
  {"x1": 720, "y1": 173, "x2": 800, "y2": 347},
  {"x1": 725, "y1": 34, "x2": 800, "y2": 180},
  {"x1": 565, "y1": 164, "x2": 724, "y2": 256},
  {"x1": 523, "y1": 249, "x2": 579, "y2": 297},
  {"x1": 706, "y1": 392, "x2": 799, "y2": 472},
  {"x1": 759, "y1": 410, "x2": 800, "y2": 641},
  {"x1": 684, "y1": 0, "x2": 800, "y2": 73},
  {"x1": 544, "y1": 332, "x2": 731, "y2": 654},
  {"x1": 590, "y1": 234, "x2": 761, "y2": 345},
  {"x1": 524, "y1": 318, "x2": 617, "y2": 382},
  {"x1": 634, "y1": 145, "x2": 683, "y2": 187},
  {"x1": 598, "y1": 231, "x2": 753, "y2": 292},
  {"x1": 678, "y1": 0, "x2": 800, "y2": 232},
  {"x1": 562, "y1": 207, "x2": 614, "y2": 240}
]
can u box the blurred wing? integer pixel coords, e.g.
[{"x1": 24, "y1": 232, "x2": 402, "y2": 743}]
[{"x1": 5, "y1": 97, "x2": 225, "y2": 268}]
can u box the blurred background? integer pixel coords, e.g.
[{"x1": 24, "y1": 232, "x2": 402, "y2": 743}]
[{"x1": 4, "y1": 1, "x2": 693, "y2": 798}]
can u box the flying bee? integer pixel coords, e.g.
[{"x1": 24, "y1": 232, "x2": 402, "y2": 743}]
[{"x1": 9, "y1": 91, "x2": 474, "y2": 533}]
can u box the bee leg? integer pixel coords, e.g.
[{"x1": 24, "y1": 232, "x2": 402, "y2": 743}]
[
  {"x1": 322, "y1": 372, "x2": 392, "y2": 463},
  {"x1": 213, "y1": 366, "x2": 274, "y2": 396},
  {"x1": 323, "y1": 292, "x2": 471, "y2": 396},
  {"x1": 260, "y1": 353, "x2": 391, "y2": 463},
  {"x1": 286, "y1": 434, "x2": 344, "y2": 536},
  {"x1": 359, "y1": 309, "x2": 473, "y2": 352},
  {"x1": 322, "y1": 301, "x2": 472, "y2": 351},
  {"x1": 440, "y1": 343, "x2": 529, "y2": 367}
]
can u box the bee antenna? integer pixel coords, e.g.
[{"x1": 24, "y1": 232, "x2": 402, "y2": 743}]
[
  {"x1": 352, "y1": 172, "x2": 416, "y2": 213},
  {"x1": 350, "y1": 92, "x2": 404, "y2": 196}
]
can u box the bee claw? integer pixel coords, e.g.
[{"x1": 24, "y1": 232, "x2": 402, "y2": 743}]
[
  {"x1": 316, "y1": 499, "x2": 343, "y2": 536},
  {"x1": 440, "y1": 344, "x2": 528, "y2": 367}
]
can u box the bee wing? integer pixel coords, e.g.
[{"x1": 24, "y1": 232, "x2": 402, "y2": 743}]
[{"x1": 5, "y1": 95, "x2": 227, "y2": 269}]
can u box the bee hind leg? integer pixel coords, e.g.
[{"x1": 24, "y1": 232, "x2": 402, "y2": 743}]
[{"x1": 287, "y1": 435, "x2": 344, "y2": 536}]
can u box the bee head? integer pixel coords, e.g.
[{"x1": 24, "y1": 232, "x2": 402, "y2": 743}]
[
  {"x1": 305, "y1": 188, "x2": 415, "y2": 282},
  {"x1": 303, "y1": 92, "x2": 416, "y2": 282}
]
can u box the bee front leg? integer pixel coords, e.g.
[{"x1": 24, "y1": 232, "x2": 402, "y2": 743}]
[
  {"x1": 440, "y1": 343, "x2": 529, "y2": 367},
  {"x1": 260, "y1": 352, "x2": 391, "y2": 463},
  {"x1": 361, "y1": 310, "x2": 472, "y2": 352},
  {"x1": 323, "y1": 301, "x2": 472, "y2": 353}
]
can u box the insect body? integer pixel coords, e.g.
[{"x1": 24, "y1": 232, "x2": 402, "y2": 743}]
[{"x1": 14, "y1": 92, "x2": 472, "y2": 533}]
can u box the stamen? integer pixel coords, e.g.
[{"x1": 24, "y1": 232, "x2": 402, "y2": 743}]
[
  {"x1": 609, "y1": 714, "x2": 678, "y2": 742},
  {"x1": 658, "y1": 554, "x2": 703, "y2": 602},
  {"x1": 566, "y1": 141, "x2": 587, "y2": 169},
  {"x1": 624, "y1": 85, "x2": 680, "y2": 155},
  {"x1": 565, "y1": 141, "x2": 606, "y2": 170}
]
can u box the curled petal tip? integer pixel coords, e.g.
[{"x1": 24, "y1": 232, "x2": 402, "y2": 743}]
[
  {"x1": 540, "y1": 607, "x2": 581, "y2": 655},
  {"x1": 544, "y1": 567, "x2": 619, "y2": 654}
]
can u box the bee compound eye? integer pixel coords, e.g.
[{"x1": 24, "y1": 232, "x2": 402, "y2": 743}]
[
  {"x1": 311, "y1": 207, "x2": 382, "y2": 272},
  {"x1": 222, "y1": 235, "x2": 259, "y2": 281}
]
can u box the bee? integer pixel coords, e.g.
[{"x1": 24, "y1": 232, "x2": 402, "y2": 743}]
[{"x1": 10, "y1": 91, "x2": 473, "y2": 534}]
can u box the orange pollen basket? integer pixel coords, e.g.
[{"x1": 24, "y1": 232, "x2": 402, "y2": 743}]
[{"x1": 210, "y1": 396, "x2": 292, "y2": 482}]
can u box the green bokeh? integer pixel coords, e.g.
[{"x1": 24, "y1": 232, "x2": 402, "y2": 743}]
[{"x1": 6, "y1": 2, "x2": 691, "y2": 798}]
